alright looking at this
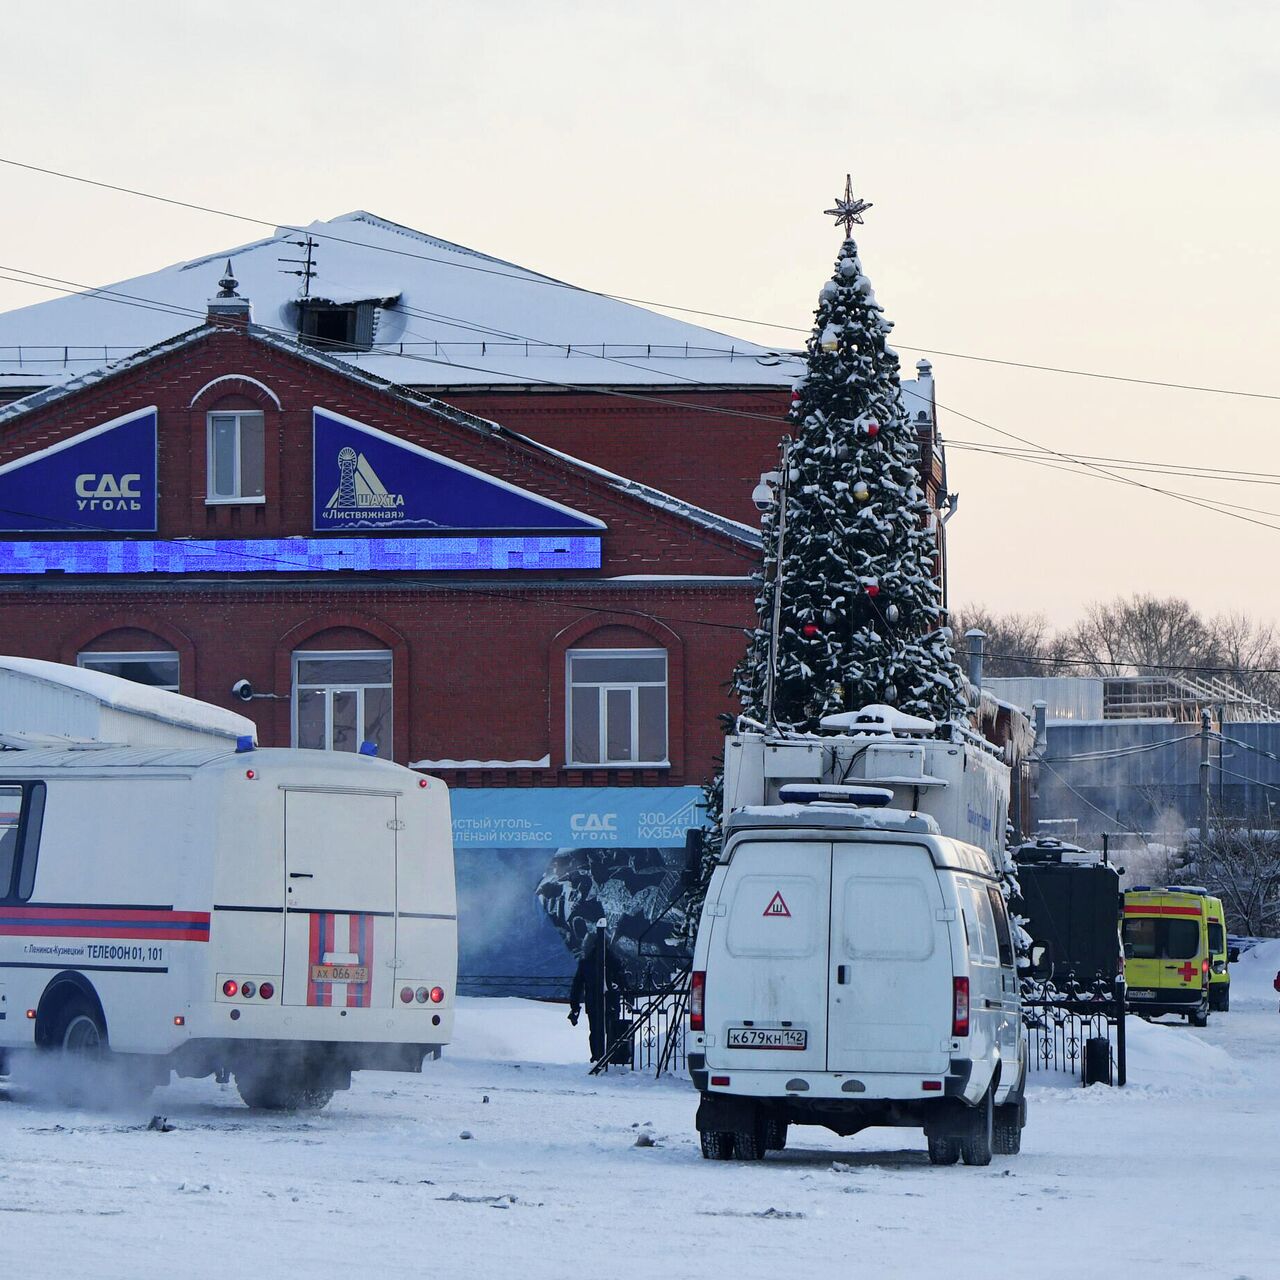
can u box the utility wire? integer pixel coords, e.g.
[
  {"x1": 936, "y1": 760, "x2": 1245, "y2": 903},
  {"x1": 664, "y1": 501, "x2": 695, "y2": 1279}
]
[
  {"x1": 5, "y1": 262, "x2": 1280, "y2": 547},
  {"x1": 3, "y1": 154, "x2": 1280, "y2": 405}
]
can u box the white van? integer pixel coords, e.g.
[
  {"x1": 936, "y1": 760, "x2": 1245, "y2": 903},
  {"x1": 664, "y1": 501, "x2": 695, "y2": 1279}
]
[
  {"x1": 688, "y1": 799, "x2": 1026, "y2": 1164},
  {"x1": 0, "y1": 744, "x2": 456, "y2": 1109}
]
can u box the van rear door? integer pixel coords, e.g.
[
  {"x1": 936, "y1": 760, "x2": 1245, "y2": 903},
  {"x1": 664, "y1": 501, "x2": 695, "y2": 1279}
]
[
  {"x1": 702, "y1": 840, "x2": 830, "y2": 1073},
  {"x1": 282, "y1": 789, "x2": 398, "y2": 1010},
  {"x1": 826, "y1": 843, "x2": 952, "y2": 1076}
]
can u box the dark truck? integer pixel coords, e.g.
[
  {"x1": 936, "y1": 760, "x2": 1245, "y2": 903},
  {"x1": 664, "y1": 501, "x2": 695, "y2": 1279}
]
[{"x1": 1012, "y1": 839, "x2": 1123, "y2": 990}]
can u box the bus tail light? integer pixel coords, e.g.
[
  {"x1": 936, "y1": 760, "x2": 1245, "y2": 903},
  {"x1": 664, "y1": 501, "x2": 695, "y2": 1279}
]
[
  {"x1": 429, "y1": 986, "x2": 445, "y2": 1004},
  {"x1": 222, "y1": 980, "x2": 238, "y2": 998},
  {"x1": 952, "y1": 977, "x2": 970, "y2": 1037},
  {"x1": 240, "y1": 981, "x2": 257, "y2": 999},
  {"x1": 399, "y1": 987, "x2": 414, "y2": 1004},
  {"x1": 690, "y1": 971, "x2": 706, "y2": 1031},
  {"x1": 259, "y1": 982, "x2": 274, "y2": 1000}
]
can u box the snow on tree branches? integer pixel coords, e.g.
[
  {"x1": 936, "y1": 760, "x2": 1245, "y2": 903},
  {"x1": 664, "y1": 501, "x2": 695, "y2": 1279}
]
[{"x1": 735, "y1": 227, "x2": 964, "y2": 730}]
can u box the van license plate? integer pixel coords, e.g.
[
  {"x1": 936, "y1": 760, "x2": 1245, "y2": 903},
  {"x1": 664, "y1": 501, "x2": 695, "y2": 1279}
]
[
  {"x1": 311, "y1": 964, "x2": 369, "y2": 984},
  {"x1": 727, "y1": 1027, "x2": 807, "y2": 1050},
  {"x1": 1128, "y1": 989, "x2": 1155, "y2": 999}
]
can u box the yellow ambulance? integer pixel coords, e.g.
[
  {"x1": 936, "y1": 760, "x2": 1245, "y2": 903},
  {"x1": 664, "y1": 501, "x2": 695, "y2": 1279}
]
[
  {"x1": 1204, "y1": 895, "x2": 1231, "y2": 1012},
  {"x1": 1122, "y1": 886, "x2": 1222, "y2": 1026}
]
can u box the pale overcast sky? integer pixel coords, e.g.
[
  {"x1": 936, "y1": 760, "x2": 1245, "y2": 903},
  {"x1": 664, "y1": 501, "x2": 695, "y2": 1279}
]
[{"x1": 1, "y1": 1, "x2": 1276, "y2": 626}]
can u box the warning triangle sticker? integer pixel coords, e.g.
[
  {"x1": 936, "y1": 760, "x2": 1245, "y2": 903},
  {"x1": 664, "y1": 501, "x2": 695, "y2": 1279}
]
[{"x1": 763, "y1": 891, "x2": 791, "y2": 918}]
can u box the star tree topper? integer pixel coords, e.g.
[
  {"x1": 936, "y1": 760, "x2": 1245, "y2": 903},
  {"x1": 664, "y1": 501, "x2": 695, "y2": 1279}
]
[{"x1": 825, "y1": 174, "x2": 872, "y2": 238}]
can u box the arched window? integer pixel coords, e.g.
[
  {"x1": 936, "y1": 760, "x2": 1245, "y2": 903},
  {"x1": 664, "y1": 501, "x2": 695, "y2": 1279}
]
[
  {"x1": 77, "y1": 632, "x2": 180, "y2": 691},
  {"x1": 566, "y1": 648, "x2": 668, "y2": 767},
  {"x1": 292, "y1": 649, "x2": 393, "y2": 759}
]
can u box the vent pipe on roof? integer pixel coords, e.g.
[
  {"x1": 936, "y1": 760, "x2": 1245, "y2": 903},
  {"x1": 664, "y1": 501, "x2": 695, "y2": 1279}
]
[{"x1": 964, "y1": 628, "x2": 986, "y2": 692}]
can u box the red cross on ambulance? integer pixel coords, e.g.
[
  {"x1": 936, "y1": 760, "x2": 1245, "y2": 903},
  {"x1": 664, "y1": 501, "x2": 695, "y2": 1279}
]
[{"x1": 1176, "y1": 961, "x2": 1197, "y2": 983}]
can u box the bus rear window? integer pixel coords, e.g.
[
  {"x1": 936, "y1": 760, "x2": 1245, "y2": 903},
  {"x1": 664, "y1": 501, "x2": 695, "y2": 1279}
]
[{"x1": 1123, "y1": 917, "x2": 1199, "y2": 960}]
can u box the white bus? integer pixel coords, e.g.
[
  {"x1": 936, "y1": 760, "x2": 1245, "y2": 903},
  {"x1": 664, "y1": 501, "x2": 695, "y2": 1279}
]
[{"x1": 0, "y1": 743, "x2": 456, "y2": 1110}]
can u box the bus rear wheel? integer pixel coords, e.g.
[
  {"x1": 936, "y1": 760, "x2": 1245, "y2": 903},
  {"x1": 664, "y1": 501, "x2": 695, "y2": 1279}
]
[{"x1": 235, "y1": 1071, "x2": 334, "y2": 1112}]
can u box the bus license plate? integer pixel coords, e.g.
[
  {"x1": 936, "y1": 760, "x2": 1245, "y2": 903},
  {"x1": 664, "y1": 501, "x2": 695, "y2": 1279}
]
[
  {"x1": 727, "y1": 1027, "x2": 807, "y2": 1050},
  {"x1": 311, "y1": 964, "x2": 369, "y2": 984},
  {"x1": 1128, "y1": 989, "x2": 1155, "y2": 999}
]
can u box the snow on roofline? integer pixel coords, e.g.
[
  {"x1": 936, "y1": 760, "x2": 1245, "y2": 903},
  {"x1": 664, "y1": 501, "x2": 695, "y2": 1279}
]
[
  {"x1": 0, "y1": 321, "x2": 762, "y2": 552},
  {"x1": 0, "y1": 210, "x2": 803, "y2": 390},
  {"x1": 0, "y1": 656, "x2": 256, "y2": 741}
]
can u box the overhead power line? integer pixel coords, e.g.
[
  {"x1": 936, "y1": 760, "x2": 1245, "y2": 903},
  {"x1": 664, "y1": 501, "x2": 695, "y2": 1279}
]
[
  {"x1": 3, "y1": 154, "x2": 1280, "y2": 405},
  {"x1": 3, "y1": 262, "x2": 1280, "y2": 545}
]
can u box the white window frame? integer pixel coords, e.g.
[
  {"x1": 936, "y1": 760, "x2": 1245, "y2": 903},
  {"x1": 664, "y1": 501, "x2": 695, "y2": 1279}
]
[
  {"x1": 206, "y1": 410, "x2": 266, "y2": 505},
  {"x1": 292, "y1": 649, "x2": 393, "y2": 757},
  {"x1": 566, "y1": 647, "x2": 668, "y2": 768},
  {"x1": 76, "y1": 649, "x2": 180, "y2": 692}
]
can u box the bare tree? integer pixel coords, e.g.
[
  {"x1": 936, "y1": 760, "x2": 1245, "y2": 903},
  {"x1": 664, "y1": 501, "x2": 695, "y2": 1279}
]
[
  {"x1": 1194, "y1": 814, "x2": 1280, "y2": 935},
  {"x1": 1067, "y1": 594, "x2": 1216, "y2": 675},
  {"x1": 1206, "y1": 611, "x2": 1280, "y2": 709},
  {"x1": 950, "y1": 605, "x2": 1071, "y2": 677}
]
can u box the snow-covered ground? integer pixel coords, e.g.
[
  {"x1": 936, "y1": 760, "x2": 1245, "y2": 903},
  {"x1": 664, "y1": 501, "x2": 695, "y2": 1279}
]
[{"x1": 3, "y1": 947, "x2": 1279, "y2": 1280}]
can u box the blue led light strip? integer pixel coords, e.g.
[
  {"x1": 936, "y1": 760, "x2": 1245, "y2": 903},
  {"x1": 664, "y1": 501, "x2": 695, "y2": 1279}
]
[{"x1": 0, "y1": 536, "x2": 602, "y2": 575}]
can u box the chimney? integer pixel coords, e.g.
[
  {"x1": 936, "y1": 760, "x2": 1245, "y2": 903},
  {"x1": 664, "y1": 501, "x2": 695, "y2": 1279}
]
[
  {"x1": 1033, "y1": 700, "x2": 1048, "y2": 753},
  {"x1": 207, "y1": 258, "x2": 252, "y2": 326},
  {"x1": 964, "y1": 627, "x2": 986, "y2": 691}
]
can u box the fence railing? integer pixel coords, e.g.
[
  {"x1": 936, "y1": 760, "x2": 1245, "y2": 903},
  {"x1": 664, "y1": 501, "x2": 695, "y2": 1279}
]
[{"x1": 1022, "y1": 976, "x2": 1127, "y2": 1086}]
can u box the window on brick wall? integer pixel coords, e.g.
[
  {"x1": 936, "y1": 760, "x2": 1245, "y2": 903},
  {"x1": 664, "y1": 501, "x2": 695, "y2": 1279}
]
[
  {"x1": 77, "y1": 649, "x2": 180, "y2": 691},
  {"x1": 207, "y1": 410, "x2": 265, "y2": 503},
  {"x1": 292, "y1": 650, "x2": 393, "y2": 760},
  {"x1": 567, "y1": 648, "x2": 668, "y2": 766}
]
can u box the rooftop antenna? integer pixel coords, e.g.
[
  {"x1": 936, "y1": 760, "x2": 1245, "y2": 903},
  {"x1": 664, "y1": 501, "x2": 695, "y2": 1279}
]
[{"x1": 278, "y1": 235, "x2": 318, "y2": 298}]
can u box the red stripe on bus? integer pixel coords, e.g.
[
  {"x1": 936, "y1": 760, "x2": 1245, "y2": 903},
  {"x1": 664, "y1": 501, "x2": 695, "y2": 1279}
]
[
  {"x1": 0, "y1": 924, "x2": 208, "y2": 941},
  {"x1": 363, "y1": 914, "x2": 373, "y2": 1009},
  {"x1": 347, "y1": 914, "x2": 360, "y2": 1009},
  {"x1": 4, "y1": 907, "x2": 209, "y2": 925},
  {"x1": 308, "y1": 911, "x2": 322, "y2": 1007}
]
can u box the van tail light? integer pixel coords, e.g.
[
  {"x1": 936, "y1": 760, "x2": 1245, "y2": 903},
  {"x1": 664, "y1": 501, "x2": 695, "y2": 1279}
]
[
  {"x1": 952, "y1": 977, "x2": 970, "y2": 1037},
  {"x1": 690, "y1": 971, "x2": 706, "y2": 1032},
  {"x1": 1202, "y1": 958, "x2": 1210, "y2": 982}
]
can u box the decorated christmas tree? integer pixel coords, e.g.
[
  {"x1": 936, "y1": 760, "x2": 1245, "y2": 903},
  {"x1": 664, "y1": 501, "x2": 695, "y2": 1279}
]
[{"x1": 734, "y1": 178, "x2": 964, "y2": 729}]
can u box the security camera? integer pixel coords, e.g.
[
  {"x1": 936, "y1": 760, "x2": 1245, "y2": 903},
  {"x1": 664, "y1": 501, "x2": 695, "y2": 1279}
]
[
  {"x1": 232, "y1": 678, "x2": 254, "y2": 702},
  {"x1": 752, "y1": 470, "x2": 781, "y2": 512}
]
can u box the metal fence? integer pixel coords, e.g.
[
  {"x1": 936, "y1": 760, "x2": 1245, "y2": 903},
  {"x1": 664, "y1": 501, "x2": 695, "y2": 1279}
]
[{"x1": 1022, "y1": 977, "x2": 1127, "y2": 1086}]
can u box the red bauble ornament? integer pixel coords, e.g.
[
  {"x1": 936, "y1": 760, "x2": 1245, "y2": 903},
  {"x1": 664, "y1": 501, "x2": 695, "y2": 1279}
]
[
  {"x1": 866, "y1": 421, "x2": 880, "y2": 437},
  {"x1": 802, "y1": 623, "x2": 821, "y2": 638},
  {"x1": 791, "y1": 390, "x2": 802, "y2": 403},
  {"x1": 865, "y1": 583, "x2": 881, "y2": 597}
]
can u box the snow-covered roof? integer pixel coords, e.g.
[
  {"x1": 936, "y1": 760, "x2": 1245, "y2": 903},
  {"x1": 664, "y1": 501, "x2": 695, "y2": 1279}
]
[
  {"x1": 0, "y1": 656, "x2": 256, "y2": 748},
  {"x1": 0, "y1": 211, "x2": 806, "y2": 390}
]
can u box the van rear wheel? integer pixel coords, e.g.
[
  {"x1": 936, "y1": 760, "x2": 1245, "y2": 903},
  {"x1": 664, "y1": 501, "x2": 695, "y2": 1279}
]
[
  {"x1": 733, "y1": 1123, "x2": 766, "y2": 1161},
  {"x1": 927, "y1": 1136, "x2": 961, "y2": 1166},
  {"x1": 765, "y1": 1117, "x2": 788, "y2": 1151},
  {"x1": 993, "y1": 1103, "x2": 1023, "y2": 1155},
  {"x1": 1188, "y1": 1008, "x2": 1209, "y2": 1028},
  {"x1": 700, "y1": 1130, "x2": 735, "y2": 1161}
]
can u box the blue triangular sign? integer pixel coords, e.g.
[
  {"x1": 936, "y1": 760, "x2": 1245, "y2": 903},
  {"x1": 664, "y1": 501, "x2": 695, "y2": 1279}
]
[
  {"x1": 312, "y1": 409, "x2": 605, "y2": 533},
  {"x1": 0, "y1": 407, "x2": 157, "y2": 532}
]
